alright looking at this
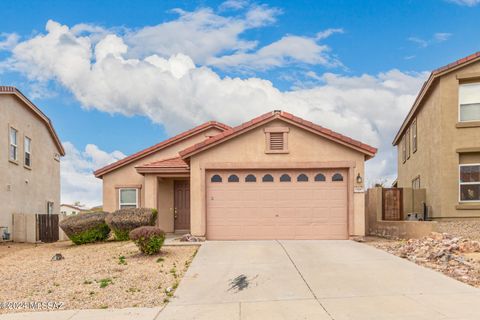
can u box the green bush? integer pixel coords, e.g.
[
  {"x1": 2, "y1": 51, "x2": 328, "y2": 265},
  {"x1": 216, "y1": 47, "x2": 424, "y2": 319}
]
[
  {"x1": 129, "y1": 226, "x2": 165, "y2": 255},
  {"x1": 106, "y1": 208, "x2": 157, "y2": 241},
  {"x1": 59, "y1": 212, "x2": 110, "y2": 245}
]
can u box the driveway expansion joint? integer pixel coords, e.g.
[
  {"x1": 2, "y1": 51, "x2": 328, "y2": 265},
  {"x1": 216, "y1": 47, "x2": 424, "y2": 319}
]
[{"x1": 276, "y1": 240, "x2": 335, "y2": 320}]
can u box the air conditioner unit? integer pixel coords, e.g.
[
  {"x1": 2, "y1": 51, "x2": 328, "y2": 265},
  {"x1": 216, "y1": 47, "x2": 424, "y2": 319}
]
[{"x1": 405, "y1": 212, "x2": 425, "y2": 221}]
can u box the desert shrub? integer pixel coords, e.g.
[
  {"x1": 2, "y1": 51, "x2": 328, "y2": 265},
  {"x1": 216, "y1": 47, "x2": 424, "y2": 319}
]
[
  {"x1": 129, "y1": 226, "x2": 165, "y2": 255},
  {"x1": 106, "y1": 208, "x2": 158, "y2": 241},
  {"x1": 59, "y1": 212, "x2": 110, "y2": 245}
]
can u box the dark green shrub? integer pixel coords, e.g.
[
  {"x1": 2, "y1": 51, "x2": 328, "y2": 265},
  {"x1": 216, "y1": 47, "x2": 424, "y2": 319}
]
[
  {"x1": 59, "y1": 212, "x2": 110, "y2": 245},
  {"x1": 129, "y1": 226, "x2": 165, "y2": 255},
  {"x1": 106, "y1": 208, "x2": 157, "y2": 241}
]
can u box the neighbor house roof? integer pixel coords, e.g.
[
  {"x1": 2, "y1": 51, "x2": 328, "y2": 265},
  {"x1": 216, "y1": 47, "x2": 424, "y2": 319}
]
[
  {"x1": 135, "y1": 156, "x2": 189, "y2": 174},
  {"x1": 60, "y1": 204, "x2": 88, "y2": 211},
  {"x1": 94, "y1": 121, "x2": 230, "y2": 177},
  {"x1": 0, "y1": 86, "x2": 65, "y2": 156},
  {"x1": 392, "y1": 51, "x2": 480, "y2": 146},
  {"x1": 179, "y1": 110, "x2": 377, "y2": 159}
]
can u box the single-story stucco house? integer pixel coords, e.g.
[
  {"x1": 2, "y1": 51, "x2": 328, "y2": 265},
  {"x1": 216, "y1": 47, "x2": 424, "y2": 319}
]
[{"x1": 94, "y1": 111, "x2": 377, "y2": 240}]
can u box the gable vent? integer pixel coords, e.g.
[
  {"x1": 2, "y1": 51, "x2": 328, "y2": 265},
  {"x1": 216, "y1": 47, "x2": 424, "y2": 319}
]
[{"x1": 269, "y1": 132, "x2": 284, "y2": 150}]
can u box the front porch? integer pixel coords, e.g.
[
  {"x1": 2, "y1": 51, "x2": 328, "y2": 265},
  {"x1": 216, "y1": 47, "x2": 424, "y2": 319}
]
[{"x1": 136, "y1": 157, "x2": 191, "y2": 234}]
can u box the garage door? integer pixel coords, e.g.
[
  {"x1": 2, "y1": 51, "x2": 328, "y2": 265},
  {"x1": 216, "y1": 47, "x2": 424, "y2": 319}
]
[{"x1": 206, "y1": 169, "x2": 348, "y2": 240}]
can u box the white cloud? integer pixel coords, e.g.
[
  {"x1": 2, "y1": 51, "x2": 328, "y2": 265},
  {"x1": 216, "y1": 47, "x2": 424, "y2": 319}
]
[
  {"x1": 316, "y1": 28, "x2": 344, "y2": 40},
  {"x1": 408, "y1": 32, "x2": 452, "y2": 48},
  {"x1": 2, "y1": 19, "x2": 429, "y2": 199},
  {"x1": 219, "y1": 0, "x2": 249, "y2": 11},
  {"x1": 61, "y1": 142, "x2": 125, "y2": 207},
  {"x1": 433, "y1": 32, "x2": 452, "y2": 41},
  {"x1": 0, "y1": 33, "x2": 19, "y2": 51},
  {"x1": 447, "y1": 0, "x2": 480, "y2": 6},
  {"x1": 208, "y1": 33, "x2": 342, "y2": 70},
  {"x1": 124, "y1": 5, "x2": 280, "y2": 64}
]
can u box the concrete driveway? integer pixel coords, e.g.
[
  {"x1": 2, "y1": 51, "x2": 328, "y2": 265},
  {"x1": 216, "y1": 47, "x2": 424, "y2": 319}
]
[{"x1": 159, "y1": 240, "x2": 480, "y2": 320}]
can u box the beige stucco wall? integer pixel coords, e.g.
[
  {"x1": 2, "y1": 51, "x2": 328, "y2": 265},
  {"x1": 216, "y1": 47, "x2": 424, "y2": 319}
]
[
  {"x1": 189, "y1": 119, "x2": 368, "y2": 237},
  {"x1": 397, "y1": 60, "x2": 480, "y2": 218},
  {"x1": 100, "y1": 127, "x2": 222, "y2": 218},
  {"x1": 0, "y1": 94, "x2": 61, "y2": 238}
]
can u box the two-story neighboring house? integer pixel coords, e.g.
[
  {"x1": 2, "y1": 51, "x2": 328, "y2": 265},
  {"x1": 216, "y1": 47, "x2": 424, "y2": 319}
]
[
  {"x1": 0, "y1": 86, "x2": 65, "y2": 239},
  {"x1": 393, "y1": 52, "x2": 480, "y2": 219}
]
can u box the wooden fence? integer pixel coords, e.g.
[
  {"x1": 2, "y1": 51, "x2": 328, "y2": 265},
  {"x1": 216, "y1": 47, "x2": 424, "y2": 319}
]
[{"x1": 37, "y1": 214, "x2": 59, "y2": 243}]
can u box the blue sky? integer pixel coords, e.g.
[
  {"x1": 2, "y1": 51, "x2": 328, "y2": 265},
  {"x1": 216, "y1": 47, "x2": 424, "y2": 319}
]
[{"x1": 1, "y1": 0, "x2": 479, "y2": 205}]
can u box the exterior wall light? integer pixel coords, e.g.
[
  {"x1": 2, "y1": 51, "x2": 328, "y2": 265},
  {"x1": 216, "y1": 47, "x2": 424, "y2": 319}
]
[{"x1": 356, "y1": 173, "x2": 363, "y2": 184}]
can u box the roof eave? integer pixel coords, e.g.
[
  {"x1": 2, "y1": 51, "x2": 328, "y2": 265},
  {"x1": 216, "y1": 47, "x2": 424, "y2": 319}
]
[
  {"x1": 180, "y1": 113, "x2": 377, "y2": 159},
  {"x1": 94, "y1": 122, "x2": 229, "y2": 178},
  {"x1": 0, "y1": 88, "x2": 65, "y2": 156},
  {"x1": 392, "y1": 53, "x2": 480, "y2": 146}
]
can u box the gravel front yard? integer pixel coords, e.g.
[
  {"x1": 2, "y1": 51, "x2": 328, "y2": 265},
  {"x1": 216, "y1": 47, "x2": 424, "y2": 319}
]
[
  {"x1": 0, "y1": 241, "x2": 198, "y2": 313},
  {"x1": 365, "y1": 233, "x2": 480, "y2": 288}
]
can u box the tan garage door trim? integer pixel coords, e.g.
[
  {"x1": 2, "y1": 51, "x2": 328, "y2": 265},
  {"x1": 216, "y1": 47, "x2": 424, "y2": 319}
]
[{"x1": 200, "y1": 161, "x2": 355, "y2": 238}]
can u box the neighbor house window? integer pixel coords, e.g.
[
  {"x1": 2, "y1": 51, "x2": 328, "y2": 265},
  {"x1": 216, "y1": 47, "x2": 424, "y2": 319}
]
[
  {"x1": 459, "y1": 82, "x2": 480, "y2": 122},
  {"x1": 406, "y1": 128, "x2": 411, "y2": 159},
  {"x1": 9, "y1": 127, "x2": 18, "y2": 161},
  {"x1": 47, "y1": 201, "x2": 54, "y2": 215},
  {"x1": 264, "y1": 127, "x2": 289, "y2": 153},
  {"x1": 24, "y1": 136, "x2": 31, "y2": 167},
  {"x1": 402, "y1": 136, "x2": 406, "y2": 163},
  {"x1": 412, "y1": 176, "x2": 420, "y2": 189},
  {"x1": 412, "y1": 119, "x2": 417, "y2": 153},
  {"x1": 459, "y1": 164, "x2": 480, "y2": 202},
  {"x1": 119, "y1": 188, "x2": 138, "y2": 209}
]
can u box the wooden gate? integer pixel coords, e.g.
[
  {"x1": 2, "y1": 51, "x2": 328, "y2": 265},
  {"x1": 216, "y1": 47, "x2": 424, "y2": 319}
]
[
  {"x1": 382, "y1": 188, "x2": 403, "y2": 221},
  {"x1": 37, "y1": 214, "x2": 59, "y2": 243}
]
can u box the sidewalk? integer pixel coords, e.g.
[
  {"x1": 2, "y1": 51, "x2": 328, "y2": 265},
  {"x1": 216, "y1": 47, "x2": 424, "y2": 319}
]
[{"x1": 1, "y1": 307, "x2": 163, "y2": 320}]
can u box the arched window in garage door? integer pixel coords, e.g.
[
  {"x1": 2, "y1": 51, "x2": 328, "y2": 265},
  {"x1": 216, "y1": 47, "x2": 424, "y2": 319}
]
[
  {"x1": 262, "y1": 174, "x2": 274, "y2": 182},
  {"x1": 314, "y1": 173, "x2": 326, "y2": 182},
  {"x1": 280, "y1": 174, "x2": 291, "y2": 182},
  {"x1": 297, "y1": 174, "x2": 309, "y2": 182},
  {"x1": 332, "y1": 173, "x2": 344, "y2": 181},
  {"x1": 228, "y1": 174, "x2": 239, "y2": 182},
  {"x1": 245, "y1": 174, "x2": 257, "y2": 182},
  {"x1": 211, "y1": 174, "x2": 222, "y2": 183}
]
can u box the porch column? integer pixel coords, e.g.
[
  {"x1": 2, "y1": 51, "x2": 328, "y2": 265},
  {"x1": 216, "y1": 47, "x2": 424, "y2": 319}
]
[{"x1": 143, "y1": 174, "x2": 158, "y2": 209}]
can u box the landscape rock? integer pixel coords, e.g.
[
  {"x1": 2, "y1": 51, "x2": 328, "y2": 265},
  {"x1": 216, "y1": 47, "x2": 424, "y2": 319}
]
[{"x1": 369, "y1": 232, "x2": 480, "y2": 288}]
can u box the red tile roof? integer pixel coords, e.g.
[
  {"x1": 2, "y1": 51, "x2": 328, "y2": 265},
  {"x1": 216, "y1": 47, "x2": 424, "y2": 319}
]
[
  {"x1": 179, "y1": 110, "x2": 377, "y2": 158},
  {"x1": 0, "y1": 86, "x2": 65, "y2": 155},
  {"x1": 393, "y1": 51, "x2": 480, "y2": 145},
  {"x1": 136, "y1": 156, "x2": 188, "y2": 169},
  {"x1": 94, "y1": 121, "x2": 230, "y2": 177}
]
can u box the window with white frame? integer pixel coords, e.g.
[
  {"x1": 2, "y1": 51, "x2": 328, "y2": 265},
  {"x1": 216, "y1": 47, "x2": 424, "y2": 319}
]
[
  {"x1": 412, "y1": 119, "x2": 417, "y2": 153},
  {"x1": 47, "y1": 201, "x2": 54, "y2": 215},
  {"x1": 24, "y1": 136, "x2": 31, "y2": 167},
  {"x1": 459, "y1": 82, "x2": 480, "y2": 122},
  {"x1": 412, "y1": 176, "x2": 420, "y2": 189},
  {"x1": 459, "y1": 164, "x2": 480, "y2": 202},
  {"x1": 119, "y1": 188, "x2": 138, "y2": 209},
  {"x1": 9, "y1": 127, "x2": 18, "y2": 161}
]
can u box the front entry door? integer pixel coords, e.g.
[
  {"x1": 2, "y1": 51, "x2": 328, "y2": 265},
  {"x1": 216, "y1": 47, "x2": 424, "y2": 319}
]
[{"x1": 174, "y1": 180, "x2": 190, "y2": 230}]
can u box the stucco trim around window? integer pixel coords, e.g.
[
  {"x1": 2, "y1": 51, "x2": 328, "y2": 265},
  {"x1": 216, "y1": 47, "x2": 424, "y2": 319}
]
[
  {"x1": 9, "y1": 126, "x2": 18, "y2": 164},
  {"x1": 24, "y1": 136, "x2": 32, "y2": 169},
  {"x1": 459, "y1": 163, "x2": 480, "y2": 203},
  {"x1": 118, "y1": 188, "x2": 139, "y2": 209},
  {"x1": 458, "y1": 82, "x2": 480, "y2": 123},
  {"x1": 456, "y1": 121, "x2": 480, "y2": 128},
  {"x1": 412, "y1": 118, "x2": 417, "y2": 153}
]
